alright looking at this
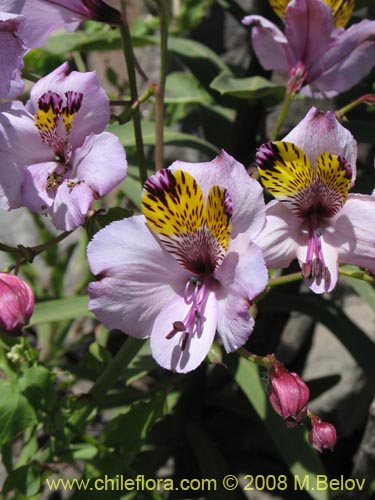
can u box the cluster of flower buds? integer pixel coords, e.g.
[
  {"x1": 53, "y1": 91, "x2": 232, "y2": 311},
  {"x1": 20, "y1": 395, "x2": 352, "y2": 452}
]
[
  {"x1": 267, "y1": 355, "x2": 337, "y2": 452},
  {"x1": 0, "y1": 273, "x2": 34, "y2": 337}
]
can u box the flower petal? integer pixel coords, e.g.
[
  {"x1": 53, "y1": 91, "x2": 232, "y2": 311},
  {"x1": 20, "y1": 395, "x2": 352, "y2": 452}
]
[
  {"x1": 255, "y1": 200, "x2": 302, "y2": 269},
  {"x1": 87, "y1": 216, "x2": 190, "y2": 337},
  {"x1": 51, "y1": 181, "x2": 94, "y2": 230},
  {"x1": 285, "y1": 0, "x2": 334, "y2": 71},
  {"x1": 142, "y1": 169, "x2": 232, "y2": 274},
  {"x1": 0, "y1": 101, "x2": 52, "y2": 209},
  {"x1": 26, "y1": 62, "x2": 110, "y2": 148},
  {"x1": 327, "y1": 194, "x2": 375, "y2": 272},
  {"x1": 0, "y1": 13, "x2": 26, "y2": 100},
  {"x1": 150, "y1": 291, "x2": 217, "y2": 373},
  {"x1": 309, "y1": 19, "x2": 375, "y2": 95},
  {"x1": 169, "y1": 150, "x2": 266, "y2": 239},
  {"x1": 283, "y1": 107, "x2": 357, "y2": 184},
  {"x1": 242, "y1": 15, "x2": 291, "y2": 77},
  {"x1": 215, "y1": 234, "x2": 268, "y2": 352},
  {"x1": 73, "y1": 132, "x2": 127, "y2": 196},
  {"x1": 22, "y1": 162, "x2": 56, "y2": 213}
]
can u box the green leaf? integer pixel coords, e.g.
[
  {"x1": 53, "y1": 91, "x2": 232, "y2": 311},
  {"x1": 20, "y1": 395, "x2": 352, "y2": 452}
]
[
  {"x1": 228, "y1": 358, "x2": 328, "y2": 500},
  {"x1": 101, "y1": 392, "x2": 165, "y2": 455},
  {"x1": 0, "y1": 380, "x2": 37, "y2": 446},
  {"x1": 210, "y1": 73, "x2": 285, "y2": 103},
  {"x1": 259, "y1": 292, "x2": 375, "y2": 378},
  {"x1": 167, "y1": 37, "x2": 230, "y2": 73},
  {"x1": 165, "y1": 71, "x2": 213, "y2": 104},
  {"x1": 30, "y1": 295, "x2": 93, "y2": 326},
  {"x1": 108, "y1": 121, "x2": 220, "y2": 156},
  {"x1": 187, "y1": 421, "x2": 247, "y2": 500},
  {"x1": 2, "y1": 463, "x2": 47, "y2": 497},
  {"x1": 44, "y1": 29, "x2": 122, "y2": 54},
  {"x1": 18, "y1": 365, "x2": 57, "y2": 411},
  {"x1": 341, "y1": 265, "x2": 375, "y2": 312}
]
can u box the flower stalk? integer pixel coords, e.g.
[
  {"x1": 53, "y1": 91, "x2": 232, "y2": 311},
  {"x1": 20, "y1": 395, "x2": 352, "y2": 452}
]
[
  {"x1": 119, "y1": 1, "x2": 147, "y2": 185},
  {"x1": 335, "y1": 94, "x2": 375, "y2": 122},
  {"x1": 155, "y1": 0, "x2": 169, "y2": 170}
]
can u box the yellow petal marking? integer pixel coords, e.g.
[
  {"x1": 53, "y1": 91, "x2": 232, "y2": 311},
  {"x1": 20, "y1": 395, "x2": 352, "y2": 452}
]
[
  {"x1": 142, "y1": 169, "x2": 232, "y2": 274},
  {"x1": 206, "y1": 185, "x2": 232, "y2": 254},
  {"x1": 269, "y1": 0, "x2": 353, "y2": 27},
  {"x1": 34, "y1": 104, "x2": 58, "y2": 133},
  {"x1": 258, "y1": 141, "x2": 313, "y2": 199},
  {"x1": 315, "y1": 152, "x2": 351, "y2": 207}
]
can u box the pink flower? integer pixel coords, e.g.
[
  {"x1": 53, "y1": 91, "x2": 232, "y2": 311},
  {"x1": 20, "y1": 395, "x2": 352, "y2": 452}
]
[
  {"x1": 255, "y1": 107, "x2": 375, "y2": 293},
  {"x1": 87, "y1": 152, "x2": 268, "y2": 373},
  {"x1": 243, "y1": 0, "x2": 375, "y2": 97},
  {"x1": 309, "y1": 415, "x2": 337, "y2": 452},
  {"x1": 0, "y1": 273, "x2": 34, "y2": 337},
  {"x1": 268, "y1": 359, "x2": 310, "y2": 427},
  {"x1": 0, "y1": 62, "x2": 127, "y2": 231},
  {"x1": 0, "y1": 12, "x2": 26, "y2": 99},
  {"x1": 5, "y1": 0, "x2": 122, "y2": 48}
]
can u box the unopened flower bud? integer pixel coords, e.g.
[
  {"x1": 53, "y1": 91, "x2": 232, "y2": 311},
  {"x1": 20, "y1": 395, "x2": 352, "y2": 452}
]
[
  {"x1": 309, "y1": 416, "x2": 337, "y2": 452},
  {"x1": 0, "y1": 273, "x2": 34, "y2": 336},
  {"x1": 268, "y1": 360, "x2": 310, "y2": 427}
]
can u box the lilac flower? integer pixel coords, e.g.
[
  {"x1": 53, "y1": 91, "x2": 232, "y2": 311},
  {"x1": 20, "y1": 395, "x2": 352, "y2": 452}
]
[
  {"x1": 243, "y1": 0, "x2": 375, "y2": 97},
  {"x1": 0, "y1": 12, "x2": 26, "y2": 99},
  {"x1": 6, "y1": 0, "x2": 122, "y2": 48},
  {"x1": 87, "y1": 153, "x2": 268, "y2": 373},
  {"x1": 268, "y1": 359, "x2": 310, "y2": 427},
  {"x1": 255, "y1": 107, "x2": 375, "y2": 293},
  {"x1": 0, "y1": 273, "x2": 34, "y2": 337},
  {"x1": 0, "y1": 62, "x2": 127, "y2": 230}
]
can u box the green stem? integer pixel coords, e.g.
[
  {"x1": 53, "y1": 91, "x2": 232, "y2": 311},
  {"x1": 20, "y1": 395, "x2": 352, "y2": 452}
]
[
  {"x1": 338, "y1": 267, "x2": 375, "y2": 284},
  {"x1": 267, "y1": 271, "x2": 303, "y2": 287},
  {"x1": 237, "y1": 347, "x2": 274, "y2": 368},
  {"x1": 117, "y1": 86, "x2": 155, "y2": 124},
  {"x1": 335, "y1": 94, "x2": 375, "y2": 122},
  {"x1": 269, "y1": 87, "x2": 294, "y2": 141},
  {"x1": 1, "y1": 231, "x2": 73, "y2": 271},
  {"x1": 119, "y1": 2, "x2": 147, "y2": 185},
  {"x1": 155, "y1": 0, "x2": 169, "y2": 170}
]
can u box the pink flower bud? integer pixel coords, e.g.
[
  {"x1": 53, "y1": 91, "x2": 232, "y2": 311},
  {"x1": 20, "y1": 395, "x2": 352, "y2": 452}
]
[
  {"x1": 309, "y1": 416, "x2": 337, "y2": 452},
  {"x1": 268, "y1": 360, "x2": 310, "y2": 427},
  {"x1": 0, "y1": 273, "x2": 34, "y2": 336}
]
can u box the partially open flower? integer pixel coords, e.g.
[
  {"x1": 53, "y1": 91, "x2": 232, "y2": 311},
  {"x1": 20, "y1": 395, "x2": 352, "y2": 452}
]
[
  {"x1": 0, "y1": 273, "x2": 34, "y2": 337},
  {"x1": 309, "y1": 414, "x2": 337, "y2": 452},
  {"x1": 268, "y1": 360, "x2": 310, "y2": 427}
]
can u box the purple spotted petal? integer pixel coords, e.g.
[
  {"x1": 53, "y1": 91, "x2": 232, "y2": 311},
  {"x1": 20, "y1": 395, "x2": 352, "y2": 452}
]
[
  {"x1": 26, "y1": 62, "x2": 110, "y2": 148},
  {"x1": 283, "y1": 107, "x2": 357, "y2": 184},
  {"x1": 169, "y1": 150, "x2": 266, "y2": 240}
]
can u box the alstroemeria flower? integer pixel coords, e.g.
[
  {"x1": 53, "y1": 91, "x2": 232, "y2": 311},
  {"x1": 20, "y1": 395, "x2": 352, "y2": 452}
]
[
  {"x1": 0, "y1": 12, "x2": 26, "y2": 99},
  {"x1": 6, "y1": 0, "x2": 122, "y2": 48},
  {"x1": 243, "y1": 0, "x2": 375, "y2": 97},
  {"x1": 255, "y1": 107, "x2": 375, "y2": 293},
  {"x1": 0, "y1": 62, "x2": 127, "y2": 230},
  {"x1": 87, "y1": 153, "x2": 268, "y2": 373}
]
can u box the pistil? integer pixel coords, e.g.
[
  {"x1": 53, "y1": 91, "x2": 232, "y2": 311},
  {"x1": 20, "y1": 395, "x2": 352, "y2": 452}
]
[
  {"x1": 302, "y1": 215, "x2": 331, "y2": 283},
  {"x1": 166, "y1": 277, "x2": 210, "y2": 350}
]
